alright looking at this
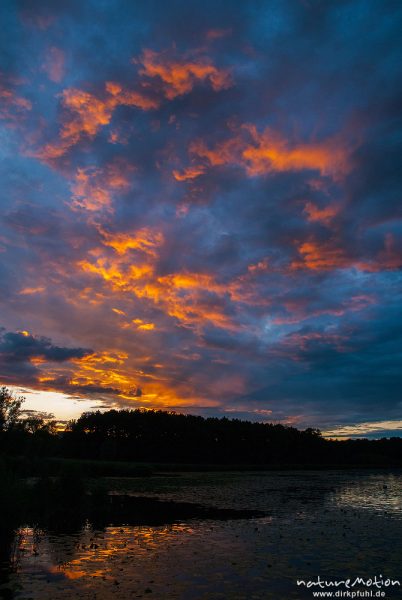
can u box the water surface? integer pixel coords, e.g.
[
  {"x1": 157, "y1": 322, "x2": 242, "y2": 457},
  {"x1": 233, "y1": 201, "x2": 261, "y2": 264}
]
[{"x1": 1, "y1": 470, "x2": 401, "y2": 599}]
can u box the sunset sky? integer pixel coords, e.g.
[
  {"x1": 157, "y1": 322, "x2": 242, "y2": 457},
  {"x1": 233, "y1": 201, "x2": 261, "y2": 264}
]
[{"x1": 1, "y1": 0, "x2": 401, "y2": 438}]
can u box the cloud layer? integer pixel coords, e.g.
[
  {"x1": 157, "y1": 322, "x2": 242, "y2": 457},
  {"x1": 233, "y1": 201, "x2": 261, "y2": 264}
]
[{"x1": 0, "y1": 0, "x2": 401, "y2": 435}]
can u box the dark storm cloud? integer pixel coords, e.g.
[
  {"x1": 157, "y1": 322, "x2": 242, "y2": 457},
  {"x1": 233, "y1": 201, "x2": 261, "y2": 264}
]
[
  {"x1": 0, "y1": 329, "x2": 91, "y2": 363},
  {"x1": 0, "y1": 328, "x2": 92, "y2": 391}
]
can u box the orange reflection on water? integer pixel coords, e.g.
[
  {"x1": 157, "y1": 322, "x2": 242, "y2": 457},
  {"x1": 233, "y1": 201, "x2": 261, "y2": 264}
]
[{"x1": 13, "y1": 523, "x2": 197, "y2": 587}]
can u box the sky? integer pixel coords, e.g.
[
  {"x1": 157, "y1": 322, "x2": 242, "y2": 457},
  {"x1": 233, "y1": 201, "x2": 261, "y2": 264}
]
[{"x1": 0, "y1": 0, "x2": 401, "y2": 438}]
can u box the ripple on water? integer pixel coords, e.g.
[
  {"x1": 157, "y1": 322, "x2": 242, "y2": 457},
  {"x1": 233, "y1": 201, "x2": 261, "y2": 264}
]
[{"x1": 2, "y1": 470, "x2": 402, "y2": 600}]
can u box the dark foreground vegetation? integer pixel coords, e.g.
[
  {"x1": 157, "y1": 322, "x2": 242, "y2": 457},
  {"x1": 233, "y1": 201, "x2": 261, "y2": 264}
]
[{"x1": 1, "y1": 386, "x2": 402, "y2": 471}]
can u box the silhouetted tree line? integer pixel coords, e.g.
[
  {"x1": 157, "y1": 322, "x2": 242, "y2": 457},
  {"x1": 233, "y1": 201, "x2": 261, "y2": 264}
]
[
  {"x1": 1, "y1": 387, "x2": 402, "y2": 467},
  {"x1": 63, "y1": 410, "x2": 325, "y2": 464}
]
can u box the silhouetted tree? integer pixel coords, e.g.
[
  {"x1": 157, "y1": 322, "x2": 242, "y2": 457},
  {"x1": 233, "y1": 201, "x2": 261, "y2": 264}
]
[
  {"x1": 0, "y1": 397, "x2": 401, "y2": 468},
  {"x1": 62, "y1": 408, "x2": 326, "y2": 464},
  {"x1": 0, "y1": 387, "x2": 24, "y2": 432},
  {"x1": 18, "y1": 416, "x2": 57, "y2": 435}
]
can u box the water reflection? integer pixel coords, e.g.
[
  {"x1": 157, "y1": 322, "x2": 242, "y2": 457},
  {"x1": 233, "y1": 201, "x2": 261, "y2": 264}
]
[
  {"x1": 1, "y1": 471, "x2": 402, "y2": 600},
  {"x1": 334, "y1": 473, "x2": 402, "y2": 515}
]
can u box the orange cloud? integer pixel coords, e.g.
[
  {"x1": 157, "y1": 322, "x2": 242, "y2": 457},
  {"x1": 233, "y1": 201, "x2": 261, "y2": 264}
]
[
  {"x1": 62, "y1": 88, "x2": 111, "y2": 131},
  {"x1": 154, "y1": 273, "x2": 237, "y2": 329},
  {"x1": 178, "y1": 123, "x2": 350, "y2": 181},
  {"x1": 69, "y1": 350, "x2": 215, "y2": 409},
  {"x1": 104, "y1": 80, "x2": 159, "y2": 111},
  {"x1": 19, "y1": 286, "x2": 45, "y2": 295},
  {"x1": 33, "y1": 50, "x2": 230, "y2": 162},
  {"x1": 70, "y1": 159, "x2": 133, "y2": 212},
  {"x1": 78, "y1": 229, "x2": 246, "y2": 331},
  {"x1": 134, "y1": 380, "x2": 220, "y2": 409},
  {"x1": 99, "y1": 227, "x2": 164, "y2": 256},
  {"x1": 72, "y1": 168, "x2": 113, "y2": 212},
  {"x1": 3, "y1": 331, "x2": 219, "y2": 411},
  {"x1": 248, "y1": 258, "x2": 270, "y2": 273},
  {"x1": 172, "y1": 165, "x2": 206, "y2": 181},
  {"x1": 79, "y1": 254, "x2": 237, "y2": 330},
  {"x1": 137, "y1": 48, "x2": 232, "y2": 99},
  {"x1": 291, "y1": 240, "x2": 349, "y2": 271},
  {"x1": 0, "y1": 81, "x2": 32, "y2": 121},
  {"x1": 135, "y1": 320, "x2": 155, "y2": 331},
  {"x1": 73, "y1": 351, "x2": 128, "y2": 366},
  {"x1": 77, "y1": 221, "x2": 274, "y2": 335},
  {"x1": 242, "y1": 125, "x2": 348, "y2": 177},
  {"x1": 35, "y1": 83, "x2": 159, "y2": 160},
  {"x1": 304, "y1": 201, "x2": 339, "y2": 224},
  {"x1": 292, "y1": 232, "x2": 401, "y2": 273},
  {"x1": 69, "y1": 351, "x2": 141, "y2": 396},
  {"x1": 42, "y1": 46, "x2": 65, "y2": 83}
]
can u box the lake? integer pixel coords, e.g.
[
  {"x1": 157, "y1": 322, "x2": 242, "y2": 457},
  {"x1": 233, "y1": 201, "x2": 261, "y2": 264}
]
[{"x1": 1, "y1": 470, "x2": 401, "y2": 599}]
